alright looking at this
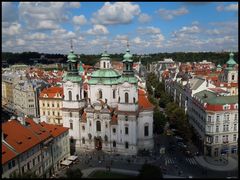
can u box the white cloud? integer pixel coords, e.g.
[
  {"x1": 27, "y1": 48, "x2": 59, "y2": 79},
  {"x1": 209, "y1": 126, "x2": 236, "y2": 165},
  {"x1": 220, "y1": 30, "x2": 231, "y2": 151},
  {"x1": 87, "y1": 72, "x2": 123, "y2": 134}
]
[
  {"x1": 157, "y1": 6, "x2": 189, "y2": 20},
  {"x1": 2, "y1": 23, "x2": 21, "y2": 36},
  {"x1": 138, "y1": 13, "x2": 151, "y2": 23},
  {"x1": 16, "y1": 39, "x2": 26, "y2": 46},
  {"x1": 25, "y1": 33, "x2": 48, "y2": 40},
  {"x1": 137, "y1": 26, "x2": 161, "y2": 35},
  {"x1": 87, "y1": 24, "x2": 109, "y2": 35},
  {"x1": 206, "y1": 29, "x2": 221, "y2": 35},
  {"x1": 91, "y1": 2, "x2": 140, "y2": 25},
  {"x1": 19, "y1": 2, "x2": 69, "y2": 30},
  {"x1": 217, "y1": 3, "x2": 238, "y2": 12},
  {"x1": 68, "y1": 2, "x2": 81, "y2": 8},
  {"x1": 179, "y1": 25, "x2": 200, "y2": 33},
  {"x1": 132, "y1": 37, "x2": 142, "y2": 44},
  {"x1": 37, "y1": 20, "x2": 59, "y2": 30},
  {"x1": 73, "y1": 15, "x2": 87, "y2": 25}
]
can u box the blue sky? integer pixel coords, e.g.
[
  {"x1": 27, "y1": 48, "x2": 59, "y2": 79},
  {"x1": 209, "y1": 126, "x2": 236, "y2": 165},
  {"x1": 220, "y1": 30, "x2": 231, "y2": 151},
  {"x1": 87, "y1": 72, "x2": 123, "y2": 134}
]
[{"x1": 2, "y1": 2, "x2": 238, "y2": 54}]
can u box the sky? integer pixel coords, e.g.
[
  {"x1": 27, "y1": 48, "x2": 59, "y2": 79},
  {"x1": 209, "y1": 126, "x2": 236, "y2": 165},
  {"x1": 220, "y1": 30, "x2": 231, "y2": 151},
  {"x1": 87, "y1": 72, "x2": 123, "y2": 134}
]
[{"x1": 2, "y1": 2, "x2": 238, "y2": 55}]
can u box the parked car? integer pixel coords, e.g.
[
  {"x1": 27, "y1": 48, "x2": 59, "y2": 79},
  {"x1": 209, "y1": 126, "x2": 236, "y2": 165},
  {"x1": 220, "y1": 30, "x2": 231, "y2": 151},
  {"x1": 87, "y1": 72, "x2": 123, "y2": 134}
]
[{"x1": 177, "y1": 142, "x2": 187, "y2": 149}]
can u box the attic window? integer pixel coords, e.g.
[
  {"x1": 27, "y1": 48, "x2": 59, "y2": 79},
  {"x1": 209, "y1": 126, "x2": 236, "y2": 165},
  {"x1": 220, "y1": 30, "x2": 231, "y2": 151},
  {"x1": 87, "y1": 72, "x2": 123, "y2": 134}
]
[
  {"x1": 54, "y1": 128, "x2": 57, "y2": 130},
  {"x1": 28, "y1": 137, "x2": 31, "y2": 140},
  {"x1": 37, "y1": 132, "x2": 42, "y2": 135},
  {"x1": 41, "y1": 130, "x2": 46, "y2": 132},
  {"x1": 3, "y1": 151, "x2": 6, "y2": 155},
  {"x1": 17, "y1": 141, "x2": 22, "y2": 144}
]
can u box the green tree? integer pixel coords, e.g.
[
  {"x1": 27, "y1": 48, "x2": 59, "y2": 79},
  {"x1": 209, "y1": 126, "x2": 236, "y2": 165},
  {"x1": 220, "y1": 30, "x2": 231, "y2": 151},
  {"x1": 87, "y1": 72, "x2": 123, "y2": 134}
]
[
  {"x1": 153, "y1": 108, "x2": 167, "y2": 134},
  {"x1": 138, "y1": 164, "x2": 163, "y2": 178},
  {"x1": 66, "y1": 168, "x2": 83, "y2": 178}
]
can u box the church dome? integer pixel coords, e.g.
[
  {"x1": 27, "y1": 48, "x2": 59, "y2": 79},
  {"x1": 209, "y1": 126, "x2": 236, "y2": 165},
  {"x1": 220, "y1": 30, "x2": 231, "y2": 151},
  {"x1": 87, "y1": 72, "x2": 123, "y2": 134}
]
[
  {"x1": 226, "y1": 52, "x2": 237, "y2": 67},
  {"x1": 123, "y1": 49, "x2": 133, "y2": 60},
  {"x1": 67, "y1": 50, "x2": 77, "y2": 62},
  {"x1": 91, "y1": 69, "x2": 120, "y2": 78}
]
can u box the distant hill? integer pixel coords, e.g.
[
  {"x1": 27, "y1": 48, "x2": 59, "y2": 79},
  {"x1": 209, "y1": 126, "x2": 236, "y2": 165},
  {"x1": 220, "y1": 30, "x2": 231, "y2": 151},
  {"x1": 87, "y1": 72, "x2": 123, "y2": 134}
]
[{"x1": 2, "y1": 51, "x2": 238, "y2": 66}]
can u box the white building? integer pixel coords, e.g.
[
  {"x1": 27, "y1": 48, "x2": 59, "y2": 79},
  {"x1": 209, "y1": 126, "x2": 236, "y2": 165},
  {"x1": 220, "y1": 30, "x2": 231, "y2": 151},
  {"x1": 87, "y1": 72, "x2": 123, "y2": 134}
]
[{"x1": 62, "y1": 47, "x2": 154, "y2": 155}]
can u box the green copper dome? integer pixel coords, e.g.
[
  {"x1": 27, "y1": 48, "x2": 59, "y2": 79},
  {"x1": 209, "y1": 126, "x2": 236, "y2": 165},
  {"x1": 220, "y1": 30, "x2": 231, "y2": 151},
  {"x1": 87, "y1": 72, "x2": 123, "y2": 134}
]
[
  {"x1": 79, "y1": 61, "x2": 84, "y2": 73},
  {"x1": 226, "y1": 52, "x2": 237, "y2": 67},
  {"x1": 67, "y1": 50, "x2": 77, "y2": 62},
  {"x1": 123, "y1": 49, "x2": 133, "y2": 61},
  {"x1": 91, "y1": 69, "x2": 120, "y2": 78},
  {"x1": 217, "y1": 64, "x2": 221, "y2": 68}
]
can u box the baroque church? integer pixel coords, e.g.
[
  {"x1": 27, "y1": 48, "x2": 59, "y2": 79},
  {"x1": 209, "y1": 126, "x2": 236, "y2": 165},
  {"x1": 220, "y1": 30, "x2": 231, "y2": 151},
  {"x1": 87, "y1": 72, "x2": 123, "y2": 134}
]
[{"x1": 62, "y1": 45, "x2": 154, "y2": 155}]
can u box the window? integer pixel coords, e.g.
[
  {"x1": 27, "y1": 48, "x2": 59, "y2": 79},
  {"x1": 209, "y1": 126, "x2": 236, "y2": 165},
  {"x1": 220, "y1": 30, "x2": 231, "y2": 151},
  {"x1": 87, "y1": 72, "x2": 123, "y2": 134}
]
[
  {"x1": 216, "y1": 114, "x2": 220, "y2": 122},
  {"x1": 48, "y1": 111, "x2": 50, "y2": 116},
  {"x1": 68, "y1": 91, "x2": 72, "y2": 101},
  {"x1": 105, "y1": 123, "x2": 108, "y2": 128},
  {"x1": 125, "y1": 142, "x2": 129, "y2": 149},
  {"x1": 52, "y1": 103, "x2": 54, "y2": 107},
  {"x1": 27, "y1": 162, "x2": 30, "y2": 170},
  {"x1": 47, "y1": 103, "x2": 49, "y2": 107},
  {"x1": 82, "y1": 126, "x2": 85, "y2": 131},
  {"x1": 70, "y1": 112, "x2": 72, "y2": 117},
  {"x1": 53, "y1": 111, "x2": 55, "y2": 116},
  {"x1": 232, "y1": 75, "x2": 235, "y2": 80},
  {"x1": 76, "y1": 94, "x2": 79, "y2": 100},
  {"x1": 125, "y1": 116, "x2": 128, "y2": 121},
  {"x1": 43, "y1": 103, "x2": 45, "y2": 107},
  {"x1": 133, "y1": 97, "x2": 136, "y2": 103},
  {"x1": 118, "y1": 97, "x2": 120, "y2": 103},
  {"x1": 96, "y1": 121, "x2": 101, "y2": 131},
  {"x1": 125, "y1": 92, "x2": 129, "y2": 103},
  {"x1": 233, "y1": 134, "x2": 237, "y2": 141},
  {"x1": 70, "y1": 122, "x2": 73, "y2": 130},
  {"x1": 43, "y1": 111, "x2": 45, "y2": 116},
  {"x1": 33, "y1": 158, "x2": 35, "y2": 166},
  {"x1": 113, "y1": 90, "x2": 116, "y2": 99},
  {"x1": 99, "y1": 90, "x2": 102, "y2": 99},
  {"x1": 216, "y1": 126, "x2": 219, "y2": 132},
  {"x1": 234, "y1": 114, "x2": 238, "y2": 121},
  {"x1": 234, "y1": 124, "x2": 237, "y2": 131},
  {"x1": 89, "y1": 121, "x2": 91, "y2": 127},
  {"x1": 57, "y1": 103, "x2": 59, "y2": 108},
  {"x1": 144, "y1": 125, "x2": 149, "y2": 136},
  {"x1": 207, "y1": 116, "x2": 211, "y2": 123},
  {"x1": 58, "y1": 112, "x2": 60, "y2": 116},
  {"x1": 103, "y1": 62, "x2": 106, "y2": 68},
  {"x1": 226, "y1": 135, "x2": 228, "y2": 141},
  {"x1": 113, "y1": 141, "x2": 116, "y2": 147},
  {"x1": 125, "y1": 127, "x2": 128, "y2": 135},
  {"x1": 215, "y1": 136, "x2": 218, "y2": 143},
  {"x1": 82, "y1": 137, "x2": 85, "y2": 144}
]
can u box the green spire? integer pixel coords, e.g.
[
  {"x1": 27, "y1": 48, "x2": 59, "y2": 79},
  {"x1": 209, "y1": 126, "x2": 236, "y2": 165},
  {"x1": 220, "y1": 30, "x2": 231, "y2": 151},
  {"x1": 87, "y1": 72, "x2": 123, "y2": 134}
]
[
  {"x1": 78, "y1": 60, "x2": 84, "y2": 74},
  {"x1": 226, "y1": 52, "x2": 237, "y2": 68}
]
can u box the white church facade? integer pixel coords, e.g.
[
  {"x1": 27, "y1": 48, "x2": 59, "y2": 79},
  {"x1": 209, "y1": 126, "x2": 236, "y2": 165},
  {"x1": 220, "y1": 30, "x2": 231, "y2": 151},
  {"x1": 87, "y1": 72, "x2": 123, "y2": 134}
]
[{"x1": 62, "y1": 47, "x2": 154, "y2": 155}]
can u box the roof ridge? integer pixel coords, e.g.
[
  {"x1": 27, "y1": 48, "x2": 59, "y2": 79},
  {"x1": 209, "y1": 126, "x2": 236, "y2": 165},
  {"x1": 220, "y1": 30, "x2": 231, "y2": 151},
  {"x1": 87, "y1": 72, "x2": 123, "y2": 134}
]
[{"x1": 2, "y1": 140, "x2": 19, "y2": 155}]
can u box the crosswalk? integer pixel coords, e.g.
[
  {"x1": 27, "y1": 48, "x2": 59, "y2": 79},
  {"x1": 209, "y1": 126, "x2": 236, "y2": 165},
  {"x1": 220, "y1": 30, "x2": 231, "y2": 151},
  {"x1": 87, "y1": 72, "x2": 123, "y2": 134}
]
[
  {"x1": 164, "y1": 157, "x2": 198, "y2": 165},
  {"x1": 185, "y1": 158, "x2": 197, "y2": 165}
]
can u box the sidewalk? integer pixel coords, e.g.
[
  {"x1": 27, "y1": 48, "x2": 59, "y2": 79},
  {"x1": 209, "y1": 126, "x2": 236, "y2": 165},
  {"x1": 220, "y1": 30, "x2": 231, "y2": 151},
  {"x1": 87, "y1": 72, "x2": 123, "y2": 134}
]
[
  {"x1": 82, "y1": 167, "x2": 139, "y2": 177},
  {"x1": 194, "y1": 156, "x2": 238, "y2": 171}
]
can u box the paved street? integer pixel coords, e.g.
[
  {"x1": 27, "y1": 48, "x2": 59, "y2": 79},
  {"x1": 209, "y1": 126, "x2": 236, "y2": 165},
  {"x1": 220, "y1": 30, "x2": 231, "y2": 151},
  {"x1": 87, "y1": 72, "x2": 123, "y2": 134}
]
[{"x1": 53, "y1": 134, "x2": 238, "y2": 178}]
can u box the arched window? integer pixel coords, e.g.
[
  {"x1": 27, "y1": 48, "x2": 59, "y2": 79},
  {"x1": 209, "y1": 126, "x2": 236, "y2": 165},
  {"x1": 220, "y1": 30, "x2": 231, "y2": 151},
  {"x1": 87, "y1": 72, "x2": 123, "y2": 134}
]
[
  {"x1": 118, "y1": 97, "x2": 120, "y2": 103},
  {"x1": 125, "y1": 92, "x2": 129, "y2": 103},
  {"x1": 96, "y1": 121, "x2": 101, "y2": 132},
  {"x1": 99, "y1": 90, "x2": 102, "y2": 99},
  {"x1": 113, "y1": 141, "x2": 116, "y2": 147},
  {"x1": 68, "y1": 91, "x2": 72, "y2": 101},
  {"x1": 82, "y1": 137, "x2": 85, "y2": 144},
  {"x1": 133, "y1": 97, "x2": 136, "y2": 103},
  {"x1": 76, "y1": 94, "x2": 79, "y2": 101},
  {"x1": 103, "y1": 62, "x2": 106, "y2": 68},
  {"x1": 125, "y1": 142, "x2": 129, "y2": 149},
  {"x1": 70, "y1": 112, "x2": 72, "y2": 117},
  {"x1": 144, "y1": 124, "x2": 149, "y2": 136},
  {"x1": 113, "y1": 90, "x2": 116, "y2": 99}
]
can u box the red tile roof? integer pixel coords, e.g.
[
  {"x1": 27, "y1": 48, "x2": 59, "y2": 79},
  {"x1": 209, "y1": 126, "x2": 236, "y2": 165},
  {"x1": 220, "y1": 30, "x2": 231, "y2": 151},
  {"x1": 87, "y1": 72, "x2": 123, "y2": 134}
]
[
  {"x1": 138, "y1": 89, "x2": 154, "y2": 110},
  {"x1": 39, "y1": 86, "x2": 63, "y2": 98},
  {"x1": 2, "y1": 120, "x2": 46, "y2": 155},
  {"x1": 39, "y1": 122, "x2": 69, "y2": 138},
  {"x1": 2, "y1": 118, "x2": 69, "y2": 165},
  {"x1": 2, "y1": 143, "x2": 18, "y2": 165}
]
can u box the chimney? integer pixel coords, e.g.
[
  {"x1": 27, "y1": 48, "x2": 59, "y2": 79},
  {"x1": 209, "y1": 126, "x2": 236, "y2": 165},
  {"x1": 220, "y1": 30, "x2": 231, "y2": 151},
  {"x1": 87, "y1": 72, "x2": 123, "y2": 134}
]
[{"x1": 17, "y1": 116, "x2": 26, "y2": 126}]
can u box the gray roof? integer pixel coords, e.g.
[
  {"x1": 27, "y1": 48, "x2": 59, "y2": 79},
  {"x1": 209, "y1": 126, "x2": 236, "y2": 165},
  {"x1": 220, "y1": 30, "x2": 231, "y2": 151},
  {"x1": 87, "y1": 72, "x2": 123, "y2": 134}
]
[{"x1": 189, "y1": 77, "x2": 205, "y2": 90}]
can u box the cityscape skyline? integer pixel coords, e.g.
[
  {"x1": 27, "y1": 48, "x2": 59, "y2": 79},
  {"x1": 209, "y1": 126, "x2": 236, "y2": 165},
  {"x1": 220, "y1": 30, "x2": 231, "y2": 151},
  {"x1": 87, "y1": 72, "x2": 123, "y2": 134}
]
[{"x1": 2, "y1": 2, "x2": 238, "y2": 54}]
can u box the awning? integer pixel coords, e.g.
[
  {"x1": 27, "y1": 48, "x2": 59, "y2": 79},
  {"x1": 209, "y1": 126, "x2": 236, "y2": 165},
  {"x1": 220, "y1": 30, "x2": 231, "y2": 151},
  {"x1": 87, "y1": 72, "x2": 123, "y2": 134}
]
[
  {"x1": 68, "y1": 155, "x2": 78, "y2": 161},
  {"x1": 61, "y1": 160, "x2": 72, "y2": 166}
]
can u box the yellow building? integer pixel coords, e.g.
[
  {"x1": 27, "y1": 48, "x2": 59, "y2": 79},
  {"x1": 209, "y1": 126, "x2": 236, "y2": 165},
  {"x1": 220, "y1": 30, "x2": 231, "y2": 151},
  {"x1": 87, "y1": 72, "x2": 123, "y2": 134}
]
[{"x1": 39, "y1": 86, "x2": 63, "y2": 125}]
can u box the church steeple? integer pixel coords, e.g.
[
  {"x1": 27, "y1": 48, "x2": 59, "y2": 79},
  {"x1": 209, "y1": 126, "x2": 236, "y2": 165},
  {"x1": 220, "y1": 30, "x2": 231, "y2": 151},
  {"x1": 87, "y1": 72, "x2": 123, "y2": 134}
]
[
  {"x1": 67, "y1": 40, "x2": 78, "y2": 75},
  {"x1": 122, "y1": 41, "x2": 134, "y2": 75}
]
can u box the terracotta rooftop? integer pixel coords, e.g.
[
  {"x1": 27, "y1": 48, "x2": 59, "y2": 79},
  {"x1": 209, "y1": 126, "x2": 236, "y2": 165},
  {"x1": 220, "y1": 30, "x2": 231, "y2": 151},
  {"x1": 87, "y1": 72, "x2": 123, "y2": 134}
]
[
  {"x1": 40, "y1": 122, "x2": 69, "y2": 137},
  {"x1": 2, "y1": 143, "x2": 18, "y2": 165},
  {"x1": 39, "y1": 86, "x2": 63, "y2": 98},
  {"x1": 138, "y1": 89, "x2": 154, "y2": 110}
]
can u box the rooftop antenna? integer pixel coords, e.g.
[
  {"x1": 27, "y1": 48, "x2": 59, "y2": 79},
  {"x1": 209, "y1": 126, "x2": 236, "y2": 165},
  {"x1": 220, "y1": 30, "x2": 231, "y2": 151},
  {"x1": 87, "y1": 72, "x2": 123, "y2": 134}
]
[{"x1": 70, "y1": 39, "x2": 73, "y2": 51}]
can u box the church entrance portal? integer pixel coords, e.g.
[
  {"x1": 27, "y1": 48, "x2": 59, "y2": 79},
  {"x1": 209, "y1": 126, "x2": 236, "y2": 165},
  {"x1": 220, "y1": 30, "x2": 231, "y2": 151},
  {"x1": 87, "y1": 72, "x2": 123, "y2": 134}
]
[{"x1": 94, "y1": 136, "x2": 102, "y2": 150}]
